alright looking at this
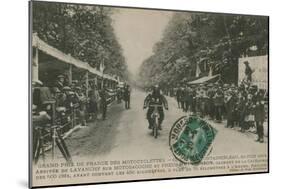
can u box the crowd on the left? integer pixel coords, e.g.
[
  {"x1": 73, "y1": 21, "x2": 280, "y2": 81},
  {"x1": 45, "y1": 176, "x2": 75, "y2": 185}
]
[{"x1": 32, "y1": 74, "x2": 130, "y2": 132}]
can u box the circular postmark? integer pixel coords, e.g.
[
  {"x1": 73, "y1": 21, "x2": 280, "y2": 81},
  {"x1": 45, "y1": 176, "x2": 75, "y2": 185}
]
[{"x1": 169, "y1": 115, "x2": 217, "y2": 165}]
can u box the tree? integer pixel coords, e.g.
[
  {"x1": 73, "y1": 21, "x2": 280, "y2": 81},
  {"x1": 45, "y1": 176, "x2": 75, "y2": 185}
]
[
  {"x1": 138, "y1": 12, "x2": 268, "y2": 88},
  {"x1": 32, "y1": 1, "x2": 128, "y2": 80}
]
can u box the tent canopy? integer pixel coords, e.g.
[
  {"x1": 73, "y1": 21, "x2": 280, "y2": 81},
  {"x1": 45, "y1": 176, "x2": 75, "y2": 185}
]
[
  {"x1": 32, "y1": 33, "x2": 117, "y2": 82},
  {"x1": 188, "y1": 74, "x2": 220, "y2": 84}
]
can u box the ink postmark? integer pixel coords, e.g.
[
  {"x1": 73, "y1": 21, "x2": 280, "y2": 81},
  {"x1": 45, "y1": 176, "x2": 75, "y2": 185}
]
[{"x1": 169, "y1": 115, "x2": 217, "y2": 164}]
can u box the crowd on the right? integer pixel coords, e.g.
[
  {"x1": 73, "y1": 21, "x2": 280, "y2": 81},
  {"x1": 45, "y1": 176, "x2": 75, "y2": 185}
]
[{"x1": 173, "y1": 80, "x2": 267, "y2": 143}]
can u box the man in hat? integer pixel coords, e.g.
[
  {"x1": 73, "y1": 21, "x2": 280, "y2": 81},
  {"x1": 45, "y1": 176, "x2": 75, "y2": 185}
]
[
  {"x1": 183, "y1": 85, "x2": 190, "y2": 112},
  {"x1": 190, "y1": 85, "x2": 197, "y2": 115},
  {"x1": 195, "y1": 84, "x2": 204, "y2": 116},
  {"x1": 237, "y1": 89, "x2": 247, "y2": 132},
  {"x1": 62, "y1": 86, "x2": 74, "y2": 111},
  {"x1": 71, "y1": 80, "x2": 79, "y2": 89},
  {"x1": 175, "y1": 85, "x2": 183, "y2": 109},
  {"x1": 123, "y1": 84, "x2": 131, "y2": 109},
  {"x1": 88, "y1": 85, "x2": 100, "y2": 121},
  {"x1": 55, "y1": 74, "x2": 65, "y2": 91},
  {"x1": 185, "y1": 85, "x2": 193, "y2": 113},
  {"x1": 51, "y1": 87, "x2": 65, "y2": 107},
  {"x1": 225, "y1": 88, "x2": 237, "y2": 128},
  {"x1": 116, "y1": 86, "x2": 122, "y2": 104},
  {"x1": 243, "y1": 85, "x2": 257, "y2": 131},
  {"x1": 214, "y1": 86, "x2": 224, "y2": 122},
  {"x1": 74, "y1": 86, "x2": 87, "y2": 126},
  {"x1": 50, "y1": 87, "x2": 68, "y2": 125},
  {"x1": 206, "y1": 83, "x2": 215, "y2": 119},
  {"x1": 202, "y1": 84, "x2": 209, "y2": 117},
  {"x1": 197, "y1": 84, "x2": 206, "y2": 117},
  {"x1": 244, "y1": 61, "x2": 254, "y2": 83},
  {"x1": 253, "y1": 90, "x2": 265, "y2": 143},
  {"x1": 223, "y1": 84, "x2": 230, "y2": 91},
  {"x1": 99, "y1": 85, "x2": 108, "y2": 120}
]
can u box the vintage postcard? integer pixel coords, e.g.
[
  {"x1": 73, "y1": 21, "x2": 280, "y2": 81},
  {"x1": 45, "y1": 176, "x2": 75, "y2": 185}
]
[{"x1": 29, "y1": 1, "x2": 269, "y2": 188}]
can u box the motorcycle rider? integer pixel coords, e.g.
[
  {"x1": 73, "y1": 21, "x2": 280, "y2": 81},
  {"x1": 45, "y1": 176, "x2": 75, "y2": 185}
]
[{"x1": 143, "y1": 85, "x2": 168, "y2": 130}]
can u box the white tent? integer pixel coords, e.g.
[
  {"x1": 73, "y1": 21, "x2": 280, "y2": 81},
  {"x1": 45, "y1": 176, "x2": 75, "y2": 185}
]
[{"x1": 32, "y1": 33, "x2": 117, "y2": 82}]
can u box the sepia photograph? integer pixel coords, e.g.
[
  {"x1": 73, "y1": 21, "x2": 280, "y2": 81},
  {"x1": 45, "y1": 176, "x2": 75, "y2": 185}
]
[{"x1": 29, "y1": 1, "x2": 269, "y2": 188}]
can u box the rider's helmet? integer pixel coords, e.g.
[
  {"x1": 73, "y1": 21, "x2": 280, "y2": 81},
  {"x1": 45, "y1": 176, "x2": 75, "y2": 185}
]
[{"x1": 152, "y1": 85, "x2": 161, "y2": 97}]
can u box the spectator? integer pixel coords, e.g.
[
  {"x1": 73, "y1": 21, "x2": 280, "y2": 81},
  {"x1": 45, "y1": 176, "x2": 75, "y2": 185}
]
[
  {"x1": 88, "y1": 86, "x2": 100, "y2": 121},
  {"x1": 123, "y1": 84, "x2": 131, "y2": 109},
  {"x1": 213, "y1": 86, "x2": 224, "y2": 122},
  {"x1": 99, "y1": 86, "x2": 108, "y2": 120},
  {"x1": 253, "y1": 91, "x2": 265, "y2": 143}
]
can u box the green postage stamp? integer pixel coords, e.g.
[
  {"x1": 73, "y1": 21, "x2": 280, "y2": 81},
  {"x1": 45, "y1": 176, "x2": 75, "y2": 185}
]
[{"x1": 169, "y1": 116, "x2": 217, "y2": 164}]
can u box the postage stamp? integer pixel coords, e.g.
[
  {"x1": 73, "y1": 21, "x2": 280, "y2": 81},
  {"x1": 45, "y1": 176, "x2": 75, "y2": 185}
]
[{"x1": 169, "y1": 116, "x2": 217, "y2": 164}]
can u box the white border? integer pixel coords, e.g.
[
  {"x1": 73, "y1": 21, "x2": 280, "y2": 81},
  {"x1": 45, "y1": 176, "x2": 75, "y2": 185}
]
[{"x1": 0, "y1": 0, "x2": 279, "y2": 189}]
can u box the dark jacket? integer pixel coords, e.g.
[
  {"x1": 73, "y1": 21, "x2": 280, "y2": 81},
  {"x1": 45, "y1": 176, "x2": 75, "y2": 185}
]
[
  {"x1": 123, "y1": 87, "x2": 131, "y2": 100},
  {"x1": 214, "y1": 89, "x2": 224, "y2": 106},
  {"x1": 99, "y1": 89, "x2": 107, "y2": 104},
  {"x1": 254, "y1": 101, "x2": 265, "y2": 122},
  {"x1": 176, "y1": 89, "x2": 184, "y2": 101},
  {"x1": 144, "y1": 94, "x2": 168, "y2": 109}
]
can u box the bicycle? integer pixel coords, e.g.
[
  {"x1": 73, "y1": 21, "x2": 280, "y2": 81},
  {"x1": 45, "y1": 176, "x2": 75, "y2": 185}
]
[{"x1": 33, "y1": 100, "x2": 72, "y2": 164}]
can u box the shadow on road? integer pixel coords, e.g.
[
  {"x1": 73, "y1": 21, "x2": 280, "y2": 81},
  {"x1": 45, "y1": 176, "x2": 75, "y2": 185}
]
[{"x1": 54, "y1": 101, "x2": 125, "y2": 160}]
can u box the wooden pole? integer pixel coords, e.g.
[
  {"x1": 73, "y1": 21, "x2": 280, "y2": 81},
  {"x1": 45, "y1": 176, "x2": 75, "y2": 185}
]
[
  {"x1": 68, "y1": 64, "x2": 72, "y2": 86},
  {"x1": 33, "y1": 47, "x2": 39, "y2": 81},
  {"x1": 101, "y1": 74, "x2": 104, "y2": 89},
  {"x1": 94, "y1": 76, "x2": 98, "y2": 88},
  {"x1": 85, "y1": 71, "x2": 89, "y2": 97}
]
